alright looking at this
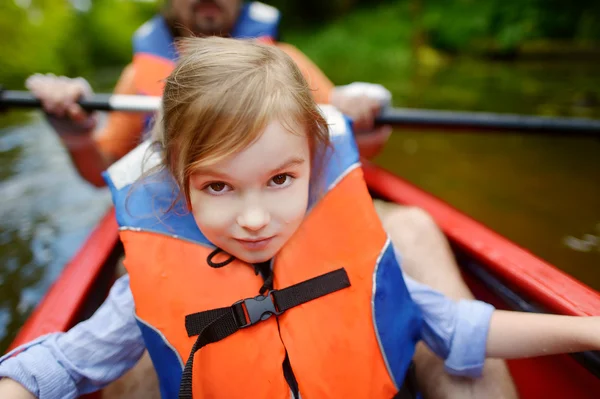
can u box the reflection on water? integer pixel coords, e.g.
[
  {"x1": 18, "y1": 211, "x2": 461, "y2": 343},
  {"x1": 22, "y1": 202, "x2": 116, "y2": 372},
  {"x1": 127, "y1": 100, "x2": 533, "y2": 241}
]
[
  {"x1": 393, "y1": 59, "x2": 600, "y2": 119},
  {"x1": 377, "y1": 131, "x2": 600, "y2": 292},
  {"x1": 0, "y1": 117, "x2": 111, "y2": 351},
  {"x1": 0, "y1": 58, "x2": 598, "y2": 352},
  {"x1": 564, "y1": 224, "x2": 600, "y2": 253},
  {"x1": 375, "y1": 59, "x2": 600, "y2": 293}
]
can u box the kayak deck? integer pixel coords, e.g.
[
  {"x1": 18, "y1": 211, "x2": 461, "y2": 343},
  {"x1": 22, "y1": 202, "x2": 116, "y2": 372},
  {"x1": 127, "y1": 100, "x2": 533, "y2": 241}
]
[{"x1": 8, "y1": 163, "x2": 600, "y2": 398}]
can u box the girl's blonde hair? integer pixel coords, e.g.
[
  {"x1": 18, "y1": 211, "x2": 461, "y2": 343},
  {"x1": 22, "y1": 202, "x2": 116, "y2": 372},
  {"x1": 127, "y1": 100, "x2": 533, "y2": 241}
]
[{"x1": 150, "y1": 36, "x2": 330, "y2": 206}]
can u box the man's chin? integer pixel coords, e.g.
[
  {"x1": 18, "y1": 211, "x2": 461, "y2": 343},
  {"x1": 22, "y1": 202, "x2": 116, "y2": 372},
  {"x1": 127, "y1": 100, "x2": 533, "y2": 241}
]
[{"x1": 193, "y1": 20, "x2": 226, "y2": 37}]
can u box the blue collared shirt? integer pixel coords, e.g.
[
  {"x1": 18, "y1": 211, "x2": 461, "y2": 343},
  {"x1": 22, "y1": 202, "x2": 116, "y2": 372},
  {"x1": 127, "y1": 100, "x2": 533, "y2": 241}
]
[{"x1": 0, "y1": 250, "x2": 494, "y2": 398}]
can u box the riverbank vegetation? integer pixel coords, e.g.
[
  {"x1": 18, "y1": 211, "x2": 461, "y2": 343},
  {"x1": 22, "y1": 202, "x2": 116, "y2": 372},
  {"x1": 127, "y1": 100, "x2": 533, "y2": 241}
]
[{"x1": 1, "y1": 0, "x2": 598, "y2": 91}]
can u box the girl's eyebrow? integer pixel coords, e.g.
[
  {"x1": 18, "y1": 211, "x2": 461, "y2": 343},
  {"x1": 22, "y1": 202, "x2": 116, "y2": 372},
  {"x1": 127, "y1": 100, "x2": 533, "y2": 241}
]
[
  {"x1": 269, "y1": 157, "x2": 305, "y2": 174},
  {"x1": 195, "y1": 157, "x2": 306, "y2": 180}
]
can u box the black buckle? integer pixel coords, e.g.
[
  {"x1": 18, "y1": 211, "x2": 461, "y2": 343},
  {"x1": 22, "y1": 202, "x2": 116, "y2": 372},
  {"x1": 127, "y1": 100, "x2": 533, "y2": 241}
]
[{"x1": 234, "y1": 292, "x2": 281, "y2": 328}]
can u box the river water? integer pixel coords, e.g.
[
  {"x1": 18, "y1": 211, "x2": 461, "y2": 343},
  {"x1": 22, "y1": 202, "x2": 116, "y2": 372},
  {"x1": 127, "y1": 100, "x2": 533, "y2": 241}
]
[{"x1": 0, "y1": 58, "x2": 598, "y2": 351}]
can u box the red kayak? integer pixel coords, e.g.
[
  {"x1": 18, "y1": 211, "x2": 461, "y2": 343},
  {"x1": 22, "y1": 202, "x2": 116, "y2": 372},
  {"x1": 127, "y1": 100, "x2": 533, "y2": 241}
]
[{"x1": 8, "y1": 162, "x2": 600, "y2": 398}]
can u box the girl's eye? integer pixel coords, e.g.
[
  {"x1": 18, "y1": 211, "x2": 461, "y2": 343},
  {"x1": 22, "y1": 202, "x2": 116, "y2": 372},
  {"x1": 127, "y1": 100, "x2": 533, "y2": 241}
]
[
  {"x1": 269, "y1": 174, "x2": 293, "y2": 187},
  {"x1": 204, "y1": 182, "x2": 231, "y2": 195},
  {"x1": 209, "y1": 182, "x2": 225, "y2": 191}
]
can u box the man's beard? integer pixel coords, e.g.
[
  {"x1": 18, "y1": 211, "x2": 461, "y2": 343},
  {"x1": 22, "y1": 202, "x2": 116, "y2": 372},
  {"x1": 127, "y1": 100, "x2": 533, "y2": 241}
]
[
  {"x1": 190, "y1": 0, "x2": 228, "y2": 37},
  {"x1": 192, "y1": 18, "x2": 227, "y2": 37}
]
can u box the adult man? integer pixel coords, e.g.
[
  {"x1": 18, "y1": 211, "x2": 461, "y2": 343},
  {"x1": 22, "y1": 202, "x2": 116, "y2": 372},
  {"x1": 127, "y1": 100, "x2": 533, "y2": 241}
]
[
  {"x1": 26, "y1": 0, "x2": 390, "y2": 188},
  {"x1": 25, "y1": 1, "x2": 516, "y2": 398}
]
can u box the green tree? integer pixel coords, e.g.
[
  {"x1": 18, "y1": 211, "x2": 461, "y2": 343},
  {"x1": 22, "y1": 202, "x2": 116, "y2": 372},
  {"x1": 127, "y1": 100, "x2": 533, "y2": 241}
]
[{"x1": 0, "y1": 0, "x2": 80, "y2": 87}]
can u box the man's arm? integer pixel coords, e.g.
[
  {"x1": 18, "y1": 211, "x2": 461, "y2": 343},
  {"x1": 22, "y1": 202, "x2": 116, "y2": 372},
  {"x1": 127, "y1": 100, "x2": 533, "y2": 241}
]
[
  {"x1": 83, "y1": 64, "x2": 146, "y2": 186},
  {"x1": 0, "y1": 276, "x2": 145, "y2": 398},
  {"x1": 26, "y1": 65, "x2": 146, "y2": 187},
  {"x1": 93, "y1": 64, "x2": 147, "y2": 164}
]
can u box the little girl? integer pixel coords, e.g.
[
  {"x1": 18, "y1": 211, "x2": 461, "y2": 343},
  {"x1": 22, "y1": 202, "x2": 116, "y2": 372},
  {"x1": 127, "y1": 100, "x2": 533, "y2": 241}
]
[{"x1": 1, "y1": 37, "x2": 599, "y2": 399}]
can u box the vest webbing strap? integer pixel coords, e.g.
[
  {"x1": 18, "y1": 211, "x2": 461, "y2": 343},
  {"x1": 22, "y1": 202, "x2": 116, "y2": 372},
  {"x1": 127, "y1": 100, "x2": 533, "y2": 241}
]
[{"x1": 178, "y1": 268, "x2": 351, "y2": 399}]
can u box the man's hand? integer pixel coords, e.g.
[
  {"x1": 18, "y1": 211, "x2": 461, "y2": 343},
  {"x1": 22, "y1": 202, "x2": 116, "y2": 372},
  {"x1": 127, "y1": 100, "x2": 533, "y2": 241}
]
[
  {"x1": 329, "y1": 82, "x2": 393, "y2": 159},
  {"x1": 353, "y1": 126, "x2": 393, "y2": 160},
  {"x1": 25, "y1": 74, "x2": 95, "y2": 123}
]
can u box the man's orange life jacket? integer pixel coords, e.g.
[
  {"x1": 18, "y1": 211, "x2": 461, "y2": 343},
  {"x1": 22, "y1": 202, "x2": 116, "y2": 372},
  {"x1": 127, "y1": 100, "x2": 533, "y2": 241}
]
[{"x1": 132, "y1": 2, "x2": 280, "y2": 97}]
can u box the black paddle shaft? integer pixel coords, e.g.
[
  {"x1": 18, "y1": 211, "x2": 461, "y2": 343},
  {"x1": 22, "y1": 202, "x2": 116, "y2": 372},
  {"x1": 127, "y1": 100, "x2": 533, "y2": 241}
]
[
  {"x1": 376, "y1": 107, "x2": 600, "y2": 137},
  {"x1": 0, "y1": 89, "x2": 115, "y2": 112},
  {"x1": 2, "y1": 88, "x2": 600, "y2": 137}
]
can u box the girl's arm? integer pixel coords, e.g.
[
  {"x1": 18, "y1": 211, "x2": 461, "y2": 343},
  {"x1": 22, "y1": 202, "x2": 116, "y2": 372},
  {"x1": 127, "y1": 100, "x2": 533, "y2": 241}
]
[
  {"x1": 0, "y1": 378, "x2": 34, "y2": 399},
  {"x1": 0, "y1": 275, "x2": 145, "y2": 398},
  {"x1": 487, "y1": 311, "x2": 600, "y2": 359},
  {"x1": 402, "y1": 272, "x2": 494, "y2": 377}
]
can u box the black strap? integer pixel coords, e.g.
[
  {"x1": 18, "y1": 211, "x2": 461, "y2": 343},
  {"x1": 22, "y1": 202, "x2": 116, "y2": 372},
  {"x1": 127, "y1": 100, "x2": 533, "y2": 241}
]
[
  {"x1": 179, "y1": 268, "x2": 350, "y2": 399},
  {"x1": 179, "y1": 311, "x2": 240, "y2": 399},
  {"x1": 206, "y1": 247, "x2": 235, "y2": 268},
  {"x1": 271, "y1": 267, "x2": 350, "y2": 312},
  {"x1": 282, "y1": 351, "x2": 300, "y2": 399},
  {"x1": 253, "y1": 260, "x2": 274, "y2": 294},
  {"x1": 184, "y1": 306, "x2": 246, "y2": 338}
]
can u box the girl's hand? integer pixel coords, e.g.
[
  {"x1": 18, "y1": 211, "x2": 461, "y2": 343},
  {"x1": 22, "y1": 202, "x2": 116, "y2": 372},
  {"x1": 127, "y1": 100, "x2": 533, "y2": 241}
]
[
  {"x1": 0, "y1": 378, "x2": 36, "y2": 399},
  {"x1": 487, "y1": 311, "x2": 600, "y2": 359}
]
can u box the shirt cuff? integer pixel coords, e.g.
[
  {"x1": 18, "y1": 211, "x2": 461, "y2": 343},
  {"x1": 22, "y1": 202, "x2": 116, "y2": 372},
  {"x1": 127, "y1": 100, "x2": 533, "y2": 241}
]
[
  {"x1": 444, "y1": 299, "x2": 495, "y2": 378},
  {"x1": 0, "y1": 334, "x2": 78, "y2": 399}
]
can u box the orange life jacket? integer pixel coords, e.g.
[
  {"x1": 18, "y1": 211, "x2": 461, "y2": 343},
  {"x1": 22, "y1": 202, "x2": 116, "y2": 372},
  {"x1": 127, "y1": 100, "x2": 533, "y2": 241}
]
[{"x1": 104, "y1": 106, "x2": 423, "y2": 398}]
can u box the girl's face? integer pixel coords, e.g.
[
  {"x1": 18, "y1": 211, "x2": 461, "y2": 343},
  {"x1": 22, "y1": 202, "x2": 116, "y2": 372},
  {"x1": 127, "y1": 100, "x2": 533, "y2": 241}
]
[{"x1": 189, "y1": 119, "x2": 311, "y2": 264}]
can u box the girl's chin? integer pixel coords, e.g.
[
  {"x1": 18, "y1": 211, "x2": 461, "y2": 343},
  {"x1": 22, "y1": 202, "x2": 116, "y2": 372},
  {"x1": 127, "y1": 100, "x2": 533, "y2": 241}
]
[
  {"x1": 227, "y1": 241, "x2": 282, "y2": 265},
  {"x1": 233, "y1": 249, "x2": 276, "y2": 264}
]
